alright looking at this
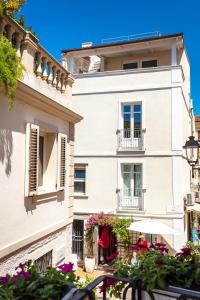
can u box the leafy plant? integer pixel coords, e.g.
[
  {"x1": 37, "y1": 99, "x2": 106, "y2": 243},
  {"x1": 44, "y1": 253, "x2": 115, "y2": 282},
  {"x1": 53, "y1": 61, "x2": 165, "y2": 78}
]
[
  {"x1": 0, "y1": 261, "x2": 79, "y2": 300},
  {"x1": 0, "y1": 0, "x2": 25, "y2": 15},
  {"x1": 109, "y1": 244, "x2": 200, "y2": 298},
  {"x1": 0, "y1": 36, "x2": 25, "y2": 109},
  {"x1": 85, "y1": 212, "x2": 132, "y2": 257}
]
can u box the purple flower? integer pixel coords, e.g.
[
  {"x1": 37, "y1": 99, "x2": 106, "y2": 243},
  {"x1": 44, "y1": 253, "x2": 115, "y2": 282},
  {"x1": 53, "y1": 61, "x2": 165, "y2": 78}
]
[
  {"x1": 160, "y1": 246, "x2": 169, "y2": 255},
  {"x1": 99, "y1": 278, "x2": 117, "y2": 293},
  {"x1": 106, "y1": 252, "x2": 119, "y2": 261},
  {"x1": 57, "y1": 262, "x2": 74, "y2": 273},
  {"x1": 14, "y1": 271, "x2": 31, "y2": 281},
  {"x1": 17, "y1": 263, "x2": 26, "y2": 271},
  {"x1": 0, "y1": 275, "x2": 9, "y2": 285},
  {"x1": 155, "y1": 259, "x2": 165, "y2": 266},
  {"x1": 176, "y1": 247, "x2": 193, "y2": 257},
  {"x1": 155, "y1": 243, "x2": 167, "y2": 248}
]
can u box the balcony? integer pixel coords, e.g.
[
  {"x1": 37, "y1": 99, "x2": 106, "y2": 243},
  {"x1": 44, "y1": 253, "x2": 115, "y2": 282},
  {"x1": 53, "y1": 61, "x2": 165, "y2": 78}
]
[
  {"x1": 118, "y1": 188, "x2": 143, "y2": 211},
  {"x1": 0, "y1": 14, "x2": 74, "y2": 102},
  {"x1": 117, "y1": 129, "x2": 144, "y2": 150}
]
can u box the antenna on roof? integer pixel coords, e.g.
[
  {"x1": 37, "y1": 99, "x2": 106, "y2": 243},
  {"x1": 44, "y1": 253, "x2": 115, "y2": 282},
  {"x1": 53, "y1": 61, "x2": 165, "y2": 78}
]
[{"x1": 101, "y1": 31, "x2": 161, "y2": 45}]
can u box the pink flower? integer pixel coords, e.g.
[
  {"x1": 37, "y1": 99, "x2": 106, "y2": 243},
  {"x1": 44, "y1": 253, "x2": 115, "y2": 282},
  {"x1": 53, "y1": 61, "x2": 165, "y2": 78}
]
[{"x1": 57, "y1": 262, "x2": 74, "y2": 273}]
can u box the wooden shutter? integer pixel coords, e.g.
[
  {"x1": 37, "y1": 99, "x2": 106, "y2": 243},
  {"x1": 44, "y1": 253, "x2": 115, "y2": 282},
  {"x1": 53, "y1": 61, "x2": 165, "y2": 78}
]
[
  {"x1": 25, "y1": 123, "x2": 39, "y2": 196},
  {"x1": 57, "y1": 133, "x2": 67, "y2": 190}
]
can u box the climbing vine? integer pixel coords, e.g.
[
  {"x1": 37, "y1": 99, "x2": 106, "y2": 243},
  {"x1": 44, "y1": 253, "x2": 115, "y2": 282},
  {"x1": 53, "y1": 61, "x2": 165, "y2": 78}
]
[
  {"x1": 85, "y1": 212, "x2": 133, "y2": 256},
  {"x1": 0, "y1": 36, "x2": 25, "y2": 109}
]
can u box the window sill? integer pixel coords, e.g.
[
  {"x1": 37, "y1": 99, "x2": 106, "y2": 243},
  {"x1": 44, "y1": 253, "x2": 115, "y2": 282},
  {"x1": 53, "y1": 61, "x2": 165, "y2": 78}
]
[{"x1": 74, "y1": 194, "x2": 88, "y2": 199}]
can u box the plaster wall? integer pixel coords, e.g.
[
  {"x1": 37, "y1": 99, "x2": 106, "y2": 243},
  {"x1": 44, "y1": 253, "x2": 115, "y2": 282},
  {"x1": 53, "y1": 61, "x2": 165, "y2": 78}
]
[{"x1": 0, "y1": 94, "x2": 72, "y2": 254}]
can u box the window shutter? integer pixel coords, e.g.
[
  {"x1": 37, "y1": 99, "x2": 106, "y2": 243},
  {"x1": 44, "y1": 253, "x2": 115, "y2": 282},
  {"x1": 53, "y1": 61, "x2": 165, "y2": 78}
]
[
  {"x1": 57, "y1": 133, "x2": 67, "y2": 190},
  {"x1": 25, "y1": 123, "x2": 39, "y2": 196}
]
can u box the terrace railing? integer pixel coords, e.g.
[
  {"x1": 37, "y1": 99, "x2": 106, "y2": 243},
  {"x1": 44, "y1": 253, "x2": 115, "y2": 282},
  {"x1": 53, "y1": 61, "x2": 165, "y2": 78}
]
[
  {"x1": 0, "y1": 14, "x2": 74, "y2": 95},
  {"x1": 117, "y1": 129, "x2": 144, "y2": 150},
  {"x1": 61, "y1": 274, "x2": 200, "y2": 300}
]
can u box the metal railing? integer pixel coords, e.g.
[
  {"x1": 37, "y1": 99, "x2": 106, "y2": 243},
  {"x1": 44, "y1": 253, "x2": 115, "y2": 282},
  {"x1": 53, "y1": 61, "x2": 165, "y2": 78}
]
[
  {"x1": 117, "y1": 129, "x2": 144, "y2": 150},
  {"x1": 61, "y1": 274, "x2": 200, "y2": 300},
  {"x1": 118, "y1": 188, "x2": 143, "y2": 210},
  {"x1": 101, "y1": 31, "x2": 161, "y2": 44}
]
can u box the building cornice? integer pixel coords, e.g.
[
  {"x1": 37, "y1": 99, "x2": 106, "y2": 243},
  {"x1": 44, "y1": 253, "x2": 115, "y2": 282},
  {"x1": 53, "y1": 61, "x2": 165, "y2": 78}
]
[
  {"x1": 17, "y1": 81, "x2": 82, "y2": 124},
  {"x1": 0, "y1": 218, "x2": 73, "y2": 259}
]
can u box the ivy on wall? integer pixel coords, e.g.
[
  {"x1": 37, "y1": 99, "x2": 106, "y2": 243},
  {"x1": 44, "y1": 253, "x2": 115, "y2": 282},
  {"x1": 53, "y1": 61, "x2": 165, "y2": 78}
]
[{"x1": 0, "y1": 36, "x2": 24, "y2": 110}]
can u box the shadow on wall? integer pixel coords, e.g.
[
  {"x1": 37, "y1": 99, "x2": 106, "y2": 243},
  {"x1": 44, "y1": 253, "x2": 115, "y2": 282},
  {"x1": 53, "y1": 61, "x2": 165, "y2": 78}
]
[
  {"x1": 24, "y1": 191, "x2": 65, "y2": 213},
  {"x1": 0, "y1": 129, "x2": 13, "y2": 176}
]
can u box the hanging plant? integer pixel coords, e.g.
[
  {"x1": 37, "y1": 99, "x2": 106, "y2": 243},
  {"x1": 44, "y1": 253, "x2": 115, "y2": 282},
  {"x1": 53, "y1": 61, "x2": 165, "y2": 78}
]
[{"x1": 0, "y1": 35, "x2": 25, "y2": 110}]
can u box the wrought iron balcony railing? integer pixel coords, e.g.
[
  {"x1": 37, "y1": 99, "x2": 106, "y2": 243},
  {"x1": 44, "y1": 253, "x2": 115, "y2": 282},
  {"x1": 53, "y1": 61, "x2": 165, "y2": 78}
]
[
  {"x1": 61, "y1": 274, "x2": 200, "y2": 300},
  {"x1": 117, "y1": 129, "x2": 144, "y2": 150},
  {"x1": 118, "y1": 188, "x2": 143, "y2": 210}
]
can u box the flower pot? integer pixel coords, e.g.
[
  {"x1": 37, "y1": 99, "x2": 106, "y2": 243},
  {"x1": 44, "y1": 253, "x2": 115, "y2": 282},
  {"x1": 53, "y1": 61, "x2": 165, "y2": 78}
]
[{"x1": 84, "y1": 256, "x2": 95, "y2": 273}]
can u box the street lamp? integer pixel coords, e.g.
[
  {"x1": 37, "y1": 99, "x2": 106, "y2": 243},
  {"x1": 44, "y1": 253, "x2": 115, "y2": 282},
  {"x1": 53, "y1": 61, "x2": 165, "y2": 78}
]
[{"x1": 183, "y1": 136, "x2": 200, "y2": 177}]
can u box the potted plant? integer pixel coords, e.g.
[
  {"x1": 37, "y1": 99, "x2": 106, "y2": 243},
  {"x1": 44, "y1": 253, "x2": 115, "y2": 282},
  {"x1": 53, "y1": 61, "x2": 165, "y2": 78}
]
[{"x1": 84, "y1": 225, "x2": 96, "y2": 273}]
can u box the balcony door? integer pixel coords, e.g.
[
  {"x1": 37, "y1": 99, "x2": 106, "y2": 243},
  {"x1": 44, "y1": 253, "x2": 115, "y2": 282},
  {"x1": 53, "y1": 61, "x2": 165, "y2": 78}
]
[
  {"x1": 122, "y1": 164, "x2": 142, "y2": 208},
  {"x1": 122, "y1": 104, "x2": 142, "y2": 148}
]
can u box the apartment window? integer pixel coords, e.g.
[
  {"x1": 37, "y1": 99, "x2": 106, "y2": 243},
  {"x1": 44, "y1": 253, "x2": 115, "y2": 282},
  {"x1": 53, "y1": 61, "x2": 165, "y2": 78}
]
[
  {"x1": 34, "y1": 250, "x2": 53, "y2": 272},
  {"x1": 123, "y1": 104, "x2": 142, "y2": 138},
  {"x1": 122, "y1": 164, "x2": 142, "y2": 197},
  {"x1": 74, "y1": 166, "x2": 86, "y2": 194},
  {"x1": 26, "y1": 123, "x2": 67, "y2": 196},
  {"x1": 142, "y1": 59, "x2": 157, "y2": 68},
  {"x1": 123, "y1": 62, "x2": 138, "y2": 70}
]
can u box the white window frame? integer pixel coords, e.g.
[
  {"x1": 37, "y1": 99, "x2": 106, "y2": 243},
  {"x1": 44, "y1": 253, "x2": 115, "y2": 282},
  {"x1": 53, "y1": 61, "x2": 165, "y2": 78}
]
[
  {"x1": 117, "y1": 159, "x2": 146, "y2": 195},
  {"x1": 118, "y1": 98, "x2": 145, "y2": 131},
  {"x1": 74, "y1": 165, "x2": 87, "y2": 196}
]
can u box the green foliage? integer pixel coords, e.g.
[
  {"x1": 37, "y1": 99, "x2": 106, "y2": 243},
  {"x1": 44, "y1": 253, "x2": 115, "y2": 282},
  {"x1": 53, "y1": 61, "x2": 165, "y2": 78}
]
[
  {"x1": 110, "y1": 245, "x2": 200, "y2": 297},
  {"x1": 0, "y1": 261, "x2": 79, "y2": 300},
  {"x1": 85, "y1": 212, "x2": 133, "y2": 256},
  {"x1": 111, "y1": 217, "x2": 132, "y2": 246},
  {"x1": 0, "y1": 0, "x2": 25, "y2": 15},
  {"x1": 0, "y1": 36, "x2": 24, "y2": 109},
  {"x1": 17, "y1": 15, "x2": 37, "y2": 38}
]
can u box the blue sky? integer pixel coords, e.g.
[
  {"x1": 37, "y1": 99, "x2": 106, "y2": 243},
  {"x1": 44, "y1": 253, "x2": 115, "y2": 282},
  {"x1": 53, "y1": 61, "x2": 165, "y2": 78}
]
[{"x1": 21, "y1": 0, "x2": 200, "y2": 114}]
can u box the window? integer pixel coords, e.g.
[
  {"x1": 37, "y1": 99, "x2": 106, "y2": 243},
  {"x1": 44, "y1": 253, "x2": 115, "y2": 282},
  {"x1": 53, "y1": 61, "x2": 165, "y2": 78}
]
[
  {"x1": 123, "y1": 104, "x2": 142, "y2": 138},
  {"x1": 123, "y1": 62, "x2": 138, "y2": 70},
  {"x1": 122, "y1": 164, "x2": 142, "y2": 197},
  {"x1": 25, "y1": 123, "x2": 67, "y2": 196},
  {"x1": 142, "y1": 59, "x2": 157, "y2": 68},
  {"x1": 74, "y1": 167, "x2": 86, "y2": 194},
  {"x1": 34, "y1": 250, "x2": 52, "y2": 272}
]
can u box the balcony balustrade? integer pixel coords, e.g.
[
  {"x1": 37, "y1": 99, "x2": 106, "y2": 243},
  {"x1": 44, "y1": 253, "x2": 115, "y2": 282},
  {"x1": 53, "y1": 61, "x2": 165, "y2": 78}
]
[
  {"x1": 0, "y1": 14, "x2": 74, "y2": 95},
  {"x1": 117, "y1": 129, "x2": 144, "y2": 150},
  {"x1": 61, "y1": 274, "x2": 200, "y2": 300},
  {"x1": 118, "y1": 188, "x2": 143, "y2": 211}
]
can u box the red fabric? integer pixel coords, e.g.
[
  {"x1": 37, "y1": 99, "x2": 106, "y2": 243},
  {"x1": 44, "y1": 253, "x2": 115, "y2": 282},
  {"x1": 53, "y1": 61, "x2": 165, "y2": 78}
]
[
  {"x1": 137, "y1": 240, "x2": 148, "y2": 253},
  {"x1": 98, "y1": 226, "x2": 110, "y2": 249}
]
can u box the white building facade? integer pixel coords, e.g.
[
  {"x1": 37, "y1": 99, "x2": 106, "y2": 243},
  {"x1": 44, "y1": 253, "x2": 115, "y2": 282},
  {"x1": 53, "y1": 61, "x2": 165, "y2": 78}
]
[
  {"x1": 0, "y1": 14, "x2": 82, "y2": 274},
  {"x1": 62, "y1": 33, "x2": 192, "y2": 254}
]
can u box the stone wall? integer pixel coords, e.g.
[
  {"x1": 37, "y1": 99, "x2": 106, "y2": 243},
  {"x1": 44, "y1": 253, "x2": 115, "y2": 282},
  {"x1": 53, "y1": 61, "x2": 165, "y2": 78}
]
[{"x1": 0, "y1": 224, "x2": 72, "y2": 276}]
